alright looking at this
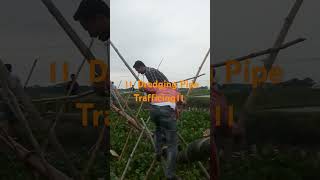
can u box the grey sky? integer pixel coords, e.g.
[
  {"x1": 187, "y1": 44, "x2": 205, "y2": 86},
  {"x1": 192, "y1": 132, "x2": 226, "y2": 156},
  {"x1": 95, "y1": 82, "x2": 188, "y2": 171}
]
[
  {"x1": 213, "y1": 0, "x2": 320, "y2": 84},
  {"x1": 110, "y1": 0, "x2": 210, "y2": 88},
  {"x1": 0, "y1": 0, "x2": 109, "y2": 86},
  {"x1": 0, "y1": 0, "x2": 210, "y2": 88}
]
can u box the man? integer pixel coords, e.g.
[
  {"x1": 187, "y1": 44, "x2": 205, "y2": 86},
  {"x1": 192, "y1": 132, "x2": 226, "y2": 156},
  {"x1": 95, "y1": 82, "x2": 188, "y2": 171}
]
[
  {"x1": 66, "y1": 74, "x2": 80, "y2": 95},
  {"x1": 74, "y1": 0, "x2": 110, "y2": 42},
  {"x1": 134, "y1": 61, "x2": 181, "y2": 180},
  {"x1": 133, "y1": 60, "x2": 169, "y2": 83},
  {"x1": 144, "y1": 86, "x2": 182, "y2": 180}
]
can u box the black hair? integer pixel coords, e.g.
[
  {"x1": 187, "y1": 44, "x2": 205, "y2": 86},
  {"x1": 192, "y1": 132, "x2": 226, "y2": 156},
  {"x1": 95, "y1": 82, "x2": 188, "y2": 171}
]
[
  {"x1": 74, "y1": 0, "x2": 110, "y2": 21},
  {"x1": 5, "y1": 64, "x2": 12, "y2": 72},
  {"x1": 133, "y1": 61, "x2": 145, "y2": 68}
]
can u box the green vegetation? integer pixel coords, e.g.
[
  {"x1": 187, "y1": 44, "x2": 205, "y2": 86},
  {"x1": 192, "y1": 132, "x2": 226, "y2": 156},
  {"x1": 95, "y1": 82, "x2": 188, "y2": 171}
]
[
  {"x1": 219, "y1": 87, "x2": 320, "y2": 179},
  {"x1": 220, "y1": 146, "x2": 320, "y2": 180},
  {"x1": 110, "y1": 109, "x2": 210, "y2": 179}
]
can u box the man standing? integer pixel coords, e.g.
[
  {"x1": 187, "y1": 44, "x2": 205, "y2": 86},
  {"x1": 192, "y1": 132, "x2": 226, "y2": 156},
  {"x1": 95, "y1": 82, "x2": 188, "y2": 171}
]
[
  {"x1": 133, "y1": 60, "x2": 169, "y2": 83},
  {"x1": 134, "y1": 61, "x2": 181, "y2": 180}
]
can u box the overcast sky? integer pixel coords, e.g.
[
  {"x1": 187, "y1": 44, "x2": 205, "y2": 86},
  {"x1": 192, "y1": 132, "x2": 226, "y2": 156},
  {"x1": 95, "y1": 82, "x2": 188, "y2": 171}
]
[
  {"x1": 0, "y1": 0, "x2": 108, "y2": 87},
  {"x1": 213, "y1": 0, "x2": 320, "y2": 84},
  {"x1": 110, "y1": 0, "x2": 210, "y2": 88},
  {"x1": 0, "y1": 0, "x2": 210, "y2": 88}
]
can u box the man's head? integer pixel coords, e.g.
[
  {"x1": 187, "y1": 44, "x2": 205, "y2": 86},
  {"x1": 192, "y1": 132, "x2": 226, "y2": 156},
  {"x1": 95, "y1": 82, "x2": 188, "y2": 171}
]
[
  {"x1": 74, "y1": 0, "x2": 110, "y2": 41},
  {"x1": 5, "y1": 64, "x2": 12, "y2": 73},
  {"x1": 70, "y1": 74, "x2": 76, "y2": 80},
  {"x1": 133, "y1": 60, "x2": 146, "y2": 74}
]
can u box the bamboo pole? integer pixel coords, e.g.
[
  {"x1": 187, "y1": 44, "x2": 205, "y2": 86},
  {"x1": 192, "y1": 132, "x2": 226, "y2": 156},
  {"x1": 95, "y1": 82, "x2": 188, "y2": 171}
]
[
  {"x1": 212, "y1": 38, "x2": 305, "y2": 68},
  {"x1": 24, "y1": 58, "x2": 38, "y2": 88},
  {"x1": 32, "y1": 90, "x2": 95, "y2": 103},
  {"x1": 110, "y1": 41, "x2": 140, "y2": 81},
  {"x1": 119, "y1": 102, "x2": 144, "y2": 160},
  {"x1": 82, "y1": 125, "x2": 106, "y2": 178},
  {"x1": 174, "y1": 48, "x2": 210, "y2": 178},
  {"x1": 112, "y1": 44, "x2": 210, "y2": 177},
  {"x1": 40, "y1": 0, "x2": 101, "y2": 76},
  {"x1": 186, "y1": 48, "x2": 210, "y2": 97},
  {"x1": 40, "y1": 40, "x2": 95, "y2": 180},
  {"x1": 0, "y1": 60, "x2": 55, "y2": 179},
  {"x1": 175, "y1": 73, "x2": 206, "y2": 84},
  {"x1": 111, "y1": 103, "x2": 141, "y2": 130},
  {"x1": 157, "y1": 58, "x2": 164, "y2": 70},
  {"x1": 49, "y1": 38, "x2": 94, "y2": 131},
  {"x1": 120, "y1": 117, "x2": 151, "y2": 180},
  {"x1": 111, "y1": 88, "x2": 125, "y2": 111},
  {"x1": 0, "y1": 128, "x2": 71, "y2": 180},
  {"x1": 144, "y1": 157, "x2": 156, "y2": 180},
  {"x1": 238, "y1": 0, "x2": 304, "y2": 142}
]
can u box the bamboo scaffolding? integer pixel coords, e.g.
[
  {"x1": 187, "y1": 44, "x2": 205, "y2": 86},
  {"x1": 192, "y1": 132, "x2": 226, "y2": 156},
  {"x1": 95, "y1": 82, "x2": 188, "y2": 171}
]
[
  {"x1": 0, "y1": 128, "x2": 71, "y2": 180},
  {"x1": 82, "y1": 125, "x2": 107, "y2": 178},
  {"x1": 111, "y1": 88, "x2": 125, "y2": 111},
  {"x1": 111, "y1": 40, "x2": 210, "y2": 178},
  {"x1": 32, "y1": 90, "x2": 95, "y2": 103},
  {"x1": 40, "y1": 39, "x2": 95, "y2": 179},
  {"x1": 175, "y1": 49, "x2": 211, "y2": 179},
  {"x1": 238, "y1": 0, "x2": 304, "y2": 144},
  {"x1": 40, "y1": 0, "x2": 100, "y2": 75},
  {"x1": 157, "y1": 58, "x2": 164, "y2": 70},
  {"x1": 111, "y1": 104, "x2": 141, "y2": 130},
  {"x1": 0, "y1": 60, "x2": 55, "y2": 179},
  {"x1": 119, "y1": 101, "x2": 144, "y2": 160},
  {"x1": 38, "y1": 0, "x2": 110, "y2": 177},
  {"x1": 110, "y1": 41, "x2": 140, "y2": 81},
  {"x1": 175, "y1": 73, "x2": 206, "y2": 84},
  {"x1": 0, "y1": 1, "x2": 109, "y2": 179},
  {"x1": 212, "y1": 38, "x2": 305, "y2": 68},
  {"x1": 120, "y1": 117, "x2": 151, "y2": 180},
  {"x1": 0, "y1": 64, "x2": 79, "y2": 179},
  {"x1": 186, "y1": 48, "x2": 210, "y2": 97},
  {"x1": 111, "y1": 89, "x2": 162, "y2": 177}
]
